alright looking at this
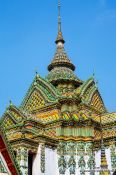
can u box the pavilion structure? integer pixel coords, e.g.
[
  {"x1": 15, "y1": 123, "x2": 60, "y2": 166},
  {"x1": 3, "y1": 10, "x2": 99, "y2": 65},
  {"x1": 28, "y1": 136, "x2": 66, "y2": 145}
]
[{"x1": 0, "y1": 0, "x2": 116, "y2": 175}]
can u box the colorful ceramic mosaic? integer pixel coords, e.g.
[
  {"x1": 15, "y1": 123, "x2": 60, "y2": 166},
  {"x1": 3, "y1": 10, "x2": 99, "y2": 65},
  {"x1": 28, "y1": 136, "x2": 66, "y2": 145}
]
[{"x1": 0, "y1": 1, "x2": 115, "y2": 174}]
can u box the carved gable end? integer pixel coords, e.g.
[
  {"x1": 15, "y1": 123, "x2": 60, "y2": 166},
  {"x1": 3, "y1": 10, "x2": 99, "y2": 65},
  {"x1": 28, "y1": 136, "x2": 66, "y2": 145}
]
[
  {"x1": 9, "y1": 107, "x2": 24, "y2": 122},
  {"x1": 78, "y1": 78, "x2": 106, "y2": 113},
  {"x1": 23, "y1": 90, "x2": 45, "y2": 112},
  {"x1": 78, "y1": 78, "x2": 97, "y2": 102},
  {"x1": 20, "y1": 76, "x2": 59, "y2": 113},
  {"x1": 89, "y1": 90, "x2": 106, "y2": 113},
  {"x1": 3, "y1": 115, "x2": 16, "y2": 129}
]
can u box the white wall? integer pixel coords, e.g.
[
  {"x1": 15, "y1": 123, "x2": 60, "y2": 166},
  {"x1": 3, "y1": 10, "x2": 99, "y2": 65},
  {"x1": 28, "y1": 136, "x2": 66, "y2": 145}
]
[
  {"x1": 32, "y1": 145, "x2": 41, "y2": 175},
  {"x1": 32, "y1": 146, "x2": 113, "y2": 175},
  {"x1": 45, "y1": 148, "x2": 58, "y2": 175}
]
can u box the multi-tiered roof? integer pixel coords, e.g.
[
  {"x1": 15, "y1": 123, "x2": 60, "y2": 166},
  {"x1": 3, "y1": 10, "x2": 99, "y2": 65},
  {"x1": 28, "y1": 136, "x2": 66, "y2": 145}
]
[{"x1": 0, "y1": 1, "x2": 116, "y2": 174}]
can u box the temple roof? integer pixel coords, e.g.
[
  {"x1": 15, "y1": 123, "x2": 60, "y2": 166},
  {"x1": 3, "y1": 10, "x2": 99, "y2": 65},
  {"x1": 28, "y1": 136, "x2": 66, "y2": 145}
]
[
  {"x1": 1, "y1": 103, "x2": 115, "y2": 143},
  {"x1": 93, "y1": 112, "x2": 116, "y2": 125}
]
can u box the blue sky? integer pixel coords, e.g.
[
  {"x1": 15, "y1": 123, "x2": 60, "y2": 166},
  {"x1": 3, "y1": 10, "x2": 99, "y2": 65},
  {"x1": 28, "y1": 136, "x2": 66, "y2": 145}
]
[{"x1": 0, "y1": 0, "x2": 116, "y2": 116}]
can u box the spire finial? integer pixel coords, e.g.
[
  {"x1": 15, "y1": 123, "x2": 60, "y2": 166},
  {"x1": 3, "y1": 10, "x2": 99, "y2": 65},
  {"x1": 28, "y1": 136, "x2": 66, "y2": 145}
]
[
  {"x1": 55, "y1": 0, "x2": 65, "y2": 44},
  {"x1": 58, "y1": 0, "x2": 61, "y2": 32}
]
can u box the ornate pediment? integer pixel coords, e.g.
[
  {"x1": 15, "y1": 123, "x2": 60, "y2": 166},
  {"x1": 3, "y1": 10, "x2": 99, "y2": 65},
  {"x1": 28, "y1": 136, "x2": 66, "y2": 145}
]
[
  {"x1": 3, "y1": 115, "x2": 16, "y2": 129},
  {"x1": 89, "y1": 90, "x2": 106, "y2": 113},
  {"x1": 2, "y1": 105, "x2": 25, "y2": 129},
  {"x1": 9, "y1": 106, "x2": 24, "y2": 121},
  {"x1": 22, "y1": 90, "x2": 46, "y2": 112},
  {"x1": 76, "y1": 77, "x2": 106, "y2": 113},
  {"x1": 20, "y1": 75, "x2": 60, "y2": 113}
]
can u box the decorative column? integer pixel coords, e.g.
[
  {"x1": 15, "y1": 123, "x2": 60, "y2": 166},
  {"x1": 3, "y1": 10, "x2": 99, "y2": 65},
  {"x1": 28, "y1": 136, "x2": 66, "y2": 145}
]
[
  {"x1": 77, "y1": 142, "x2": 86, "y2": 175},
  {"x1": 16, "y1": 147, "x2": 28, "y2": 175},
  {"x1": 68, "y1": 156, "x2": 76, "y2": 175},
  {"x1": 110, "y1": 144, "x2": 116, "y2": 172},
  {"x1": 67, "y1": 142, "x2": 76, "y2": 175},
  {"x1": 86, "y1": 142, "x2": 95, "y2": 175},
  {"x1": 57, "y1": 142, "x2": 67, "y2": 175},
  {"x1": 87, "y1": 155, "x2": 95, "y2": 175},
  {"x1": 78, "y1": 156, "x2": 86, "y2": 175},
  {"x1": 40, "y1": 143, "x2": 45, "y2": 174}
]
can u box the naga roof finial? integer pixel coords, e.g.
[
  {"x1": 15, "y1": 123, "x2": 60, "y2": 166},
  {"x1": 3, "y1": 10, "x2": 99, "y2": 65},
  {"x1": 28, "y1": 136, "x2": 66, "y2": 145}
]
[{"x1": 9, "y1": 100, "x2": 13, "y2": 107}]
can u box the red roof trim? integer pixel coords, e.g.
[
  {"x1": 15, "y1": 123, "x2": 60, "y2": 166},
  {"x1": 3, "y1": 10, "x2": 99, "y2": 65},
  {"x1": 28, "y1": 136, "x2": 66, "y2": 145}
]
[{"x1": 0, "y1": 135, "x2": 18, "y2": 175}]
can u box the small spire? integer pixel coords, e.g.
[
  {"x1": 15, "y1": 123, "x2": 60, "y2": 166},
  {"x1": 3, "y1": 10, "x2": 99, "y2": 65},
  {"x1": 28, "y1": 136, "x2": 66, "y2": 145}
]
[
  {"x1": 9, "y1": 100, "x2": 13, "y2": 107},
  {"x1": 35, "y1": 69, "x2": 38, "y2": 76},
  {"x1": 92, "y1": 69, "x2": 95, "y2": 78},
  {"x1": 95, "y1": 79, "x2": 98, "y2": 87},
  {"x1": 34, "y1": 68, "x2": 40, "y2": 79},
  {"x1": 55, "y1": 0, "x2": 65, "y2": 44}
]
